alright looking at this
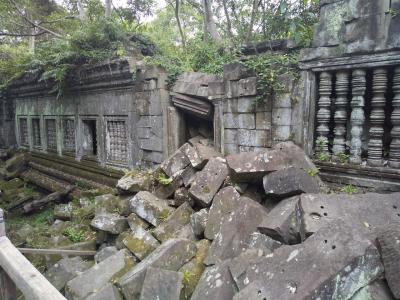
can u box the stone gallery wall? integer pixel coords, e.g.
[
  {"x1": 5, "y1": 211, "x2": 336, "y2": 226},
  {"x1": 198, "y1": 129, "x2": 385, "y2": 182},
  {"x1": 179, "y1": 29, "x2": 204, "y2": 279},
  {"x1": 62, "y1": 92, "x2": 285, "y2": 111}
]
[{"x1": 0, "y1": 98, "x2": 15, "y2": 149}]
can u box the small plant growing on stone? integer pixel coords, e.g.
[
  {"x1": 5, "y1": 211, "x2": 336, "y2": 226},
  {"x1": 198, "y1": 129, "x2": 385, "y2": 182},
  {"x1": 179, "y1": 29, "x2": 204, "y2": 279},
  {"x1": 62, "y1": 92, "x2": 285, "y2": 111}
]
[
  {"x1": 307, "y1": 168, "x2": 320, "y2": 177},
  {"x1": 63, "y1": 227, "x2": 85, "y2": 243},
  {"x1": 340, "y1": 184, "x2": 358, "y2": 195},
  {"x1": 317, "y1": 152, "x2": 329, "y2": 162},
  {"x1": 338, "y1": 152, "x2": 350, "y2": 163},
  {"x1": 182, "y1": 270, "x2": 194, "y2": 285},
  {"x1": 157, "y1": 172, "x2": 173, "y2": 186}
]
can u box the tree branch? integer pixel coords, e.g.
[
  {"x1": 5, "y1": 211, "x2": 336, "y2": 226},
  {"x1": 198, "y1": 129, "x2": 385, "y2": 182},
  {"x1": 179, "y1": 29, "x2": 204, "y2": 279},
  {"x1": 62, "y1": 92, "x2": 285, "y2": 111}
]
[{"x1": 0, "y1": 31, "x2": 46, "y2": 37}]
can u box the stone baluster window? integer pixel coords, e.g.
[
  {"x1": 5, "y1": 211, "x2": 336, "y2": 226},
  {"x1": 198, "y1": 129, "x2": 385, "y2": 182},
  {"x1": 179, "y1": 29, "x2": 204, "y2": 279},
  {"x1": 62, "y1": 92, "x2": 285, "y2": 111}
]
[
  {"x1": 19, "y1": 118, "x2": 28, "y2": 146},
  {"x1": 106, "y1": 120, "x2": 128, "y2": 163},
  {"x1": 46, "y1": 119, "x2": 57, "y2": 151},
  {"x1": 389, "y1": 67, "x2": 400, "y2": 168},
  {"x1": 63, "y1": 119, "x2": 76, "y2": 153},
  {"x1": 32, "y1": 118, "x2": 41, "y2": 148},
  {"x1": 315, "y1": 72, "x2": 332, "y2": 155}
]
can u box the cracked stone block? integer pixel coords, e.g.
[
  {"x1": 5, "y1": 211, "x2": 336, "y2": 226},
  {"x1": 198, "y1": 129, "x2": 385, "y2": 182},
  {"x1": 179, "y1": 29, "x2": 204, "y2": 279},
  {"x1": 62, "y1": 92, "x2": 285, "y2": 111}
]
[
  {"x1": 376, "y1": 224, "x2": 400, "y2": 298},
  {"x1": 91, "y1": 213, "x2": 129, "y2": 235},
  {"x1": 204, "y1": 197, "x2": 269, "y2": 265},
  {"x1": 191, "y1": 259, "x2": 237, "y2": 300},
  {"x1": 234, "y1": 220, "x2": 384, "y2": 300},
  {"x1": 190, "y1": 208, "x2": 209, "y2": 237},
  {"x1": 95, "y1": 246, "x2": 118, "y2": 263},
  {"x1": 179, "y1": 239, "x2": 210, "y2": 299},
  {"x1": 139, "y1": 267, "x2": 183, "y2": 300},
  {"x1": 299, "y1": 193, "x2": 400, "y2": 241},
  {"x1": 85, "y1": 283, "x2": 123, "y2": 300},
  {"x1": 45, "y1": 257, "x2": 92, "y2": 291},
  {"x1": 65, "y1": 249, "x2": 135, "y2": 300},
  {"x1": 263, "y1": 166, "x2": 323, "y2": 198},
  {"x1": 160, "y1": 147, "x2": 190, "y2": 178},
  {"x1": 257, "y1": 196, "x2": 301, "y2": 244},
  {"x1": 351, "y1": 280, "x2": 396, "y2": 300},
  {"x1": 152, "y1": 202, "x2": 194, "y2": 242},
  {"x1": 204, "y1": 186, "x2": 241, "y2": 240},
  {"x1": 117, "y1": 171, "x2": 153, "y2": 193},
  {"x1": 123, "y1": 225, "x2": 160, "y2": 260},
  {"x1": 117, "y1": 238, "x2": 197, "y2": 300},
  {"x1": 189, "y1": 157, "x2": 229, "y2": 207},
  {"x1": 129, "y1": 191, "x2": 174, "y2": 226},
  {"x1": 181, "y1": 143, "x2": 203, "y2": 169},
  {"x1": 246, "y1": 232, "x2": 282, "y2": 254}
]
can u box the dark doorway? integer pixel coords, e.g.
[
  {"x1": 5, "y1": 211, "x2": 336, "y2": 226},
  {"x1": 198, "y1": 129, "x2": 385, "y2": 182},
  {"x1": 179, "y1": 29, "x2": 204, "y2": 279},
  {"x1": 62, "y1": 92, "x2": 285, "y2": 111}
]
[{"x1": 82, "y1": 119, "x2": 97, "y2": 157}]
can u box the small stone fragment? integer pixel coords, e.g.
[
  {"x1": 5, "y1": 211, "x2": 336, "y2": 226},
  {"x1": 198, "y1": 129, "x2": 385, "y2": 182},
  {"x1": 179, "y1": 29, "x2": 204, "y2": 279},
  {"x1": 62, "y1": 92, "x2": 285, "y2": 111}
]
[
  {"x1": 190, "y1": 208, "x2": 209, "y2": 237},
  {"x1": 123, "y1": 226, "x2": 160, "y2": 260},
  {"x1": 139, "y1": 267, "x2": 183, "y2": 300}
]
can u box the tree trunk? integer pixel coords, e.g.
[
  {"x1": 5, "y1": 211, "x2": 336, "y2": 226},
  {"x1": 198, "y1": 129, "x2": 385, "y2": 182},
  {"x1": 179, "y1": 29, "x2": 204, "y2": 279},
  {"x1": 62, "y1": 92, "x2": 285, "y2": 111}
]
[
  {"x1": 246, "y1": 0, "x2": 259, "y2": 43},
  {"x1": 222, "y1": 0, "x2": 234, "y2": 42},
  {"x1": 202, "y1": 0, "x2": 222, "y2": 44},
  {"x1": 105, "y1": 0, "x2": 112, "y2": 18},
  {"x1": 77, "y1": 0, "x2": 86, "y2": 21},
  {"x1": 174, "y1": 0, "x2": 186, "y2": 47}
]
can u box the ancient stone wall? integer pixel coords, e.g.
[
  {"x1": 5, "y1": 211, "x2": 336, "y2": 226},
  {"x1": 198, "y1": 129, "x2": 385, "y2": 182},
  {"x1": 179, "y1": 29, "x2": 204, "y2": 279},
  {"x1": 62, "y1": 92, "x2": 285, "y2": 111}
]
[{"x1": 0, "y1": 98, "x2": 15, "y2": 149}]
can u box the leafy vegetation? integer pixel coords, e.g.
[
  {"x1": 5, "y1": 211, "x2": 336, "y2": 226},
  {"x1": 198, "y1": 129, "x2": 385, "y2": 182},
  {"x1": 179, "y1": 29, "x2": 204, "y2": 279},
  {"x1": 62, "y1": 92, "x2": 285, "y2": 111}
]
[
  {"x1": 157, "y1": 171, "x2": 173, "y2": 186},
  {"x1": 340, "y1": 184, "x2": 358, "y2": 195},
  {"x1": 63, "y1": 226, "x2": 86, "y2": 243}
]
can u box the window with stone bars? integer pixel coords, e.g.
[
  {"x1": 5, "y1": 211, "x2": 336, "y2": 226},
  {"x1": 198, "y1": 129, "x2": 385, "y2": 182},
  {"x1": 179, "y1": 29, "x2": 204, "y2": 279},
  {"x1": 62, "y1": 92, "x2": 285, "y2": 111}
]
[
  {"x1": 46, "y1": 119, "x2": 57, "y2": 151},
  {"x1": 19, "y1": 118, "x2": 28, "y2": 146},
  {"x1": 63, "y1": 119, "x2": 75, "y2": 153},
  {"x1": 106, "y1": 120, "x2": 128, "y2": 163},
  {"x1": 32, "y1": 118, "x2": 41, "y2": 148}
]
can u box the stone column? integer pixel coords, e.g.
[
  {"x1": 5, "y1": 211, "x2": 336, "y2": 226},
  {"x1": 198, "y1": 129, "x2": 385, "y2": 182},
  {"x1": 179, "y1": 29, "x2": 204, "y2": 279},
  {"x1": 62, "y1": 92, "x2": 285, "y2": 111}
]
[
  {"x1": 389, "y1": 66, "x2": 400, "y2": 168},
  {"x1": 349, "y1": 69, "x2": 367, "y2": 164},
  {"x1": 315, "y1": 72, "x2": 332, "y2": 154},
  {"x1": 332, "y1": 71, "x2": 350, "y2": 158},
  {"x1": 367, "y1": 68, "x2": 387, "y2": 167}
]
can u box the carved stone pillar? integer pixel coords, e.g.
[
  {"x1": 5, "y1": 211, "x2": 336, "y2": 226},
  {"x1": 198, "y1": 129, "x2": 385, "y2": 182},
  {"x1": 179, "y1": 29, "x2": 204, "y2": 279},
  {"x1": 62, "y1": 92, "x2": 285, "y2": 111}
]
[
  {"x1": 367, "y1": 68, "x2": 387, "y2": 166},
  {"x1": 316, "y1": 72, "x2": 332, "y2": 154},
  {"x1": 332, "y1": 71, "x2": 350, "y2": 158},
  {"x1": 389, "y1": 66, "x2": 400, "y2": 168},
  {"x1": 349, "y1": 69, "x2": 367, "y2": 164}
]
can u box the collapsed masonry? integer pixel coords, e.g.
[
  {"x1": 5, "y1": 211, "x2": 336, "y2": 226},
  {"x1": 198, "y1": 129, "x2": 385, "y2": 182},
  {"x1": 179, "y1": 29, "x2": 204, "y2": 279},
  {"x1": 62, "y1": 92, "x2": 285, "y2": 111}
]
[{"x1": 3, "y1": 140, "x2": 397, "y2": 300}]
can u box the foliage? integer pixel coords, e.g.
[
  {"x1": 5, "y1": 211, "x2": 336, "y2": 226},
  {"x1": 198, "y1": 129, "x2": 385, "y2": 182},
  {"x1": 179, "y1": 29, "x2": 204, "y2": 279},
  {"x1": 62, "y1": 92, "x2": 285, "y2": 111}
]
[
  {"x1": 340, "y1": 184, "x2": 358, "y2": 195},
  {"x1": 63, "y1": 226, "x2": 86, "y2": 243},
  {"x1": 307, "y1": 168, "x2": 320, "y2": 177},
  {"x1": 157, "y1": 171, "x2": 173, "y2": 186},
  {"x1": 337, "y1": 152, "x2": 349, "y2": 164}
]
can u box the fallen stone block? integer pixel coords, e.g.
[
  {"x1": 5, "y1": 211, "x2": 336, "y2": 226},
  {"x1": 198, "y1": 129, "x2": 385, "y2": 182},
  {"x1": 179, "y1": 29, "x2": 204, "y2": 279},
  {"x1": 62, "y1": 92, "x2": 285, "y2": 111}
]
[
  {"x1": 152, "y1": 202, "x2": 194, "y2": 242},
  {"x1": 65, "y1": 249, "x2": 135, "y2": 300},
  {"x1": 54, "y1": 203, "x2": 78, "y2": 221},
  {"x1": 94, "y1": 194, "x2": 131, "y2": 216},
  {"x1": 179, "y1": 239, "x2": 210, "y2": 299},
  {"x1": 351, "y1": 280, "x2": 395, "y2": 300},
  {"x1": 257, "y1": 196, "x2": 301, "y2": 244},
  {"x1": 189, "y1": 157, "x2": 229, "y2": 207},
  {"x1": 190, "y1": 208, "x2": 209, "y2": 237},
  {"x1": 117, "y1": 171, "x2": 153, "y2": 193},
  {"x1": 117, "y1": 238, "x2": 197, "y2": 300},
  {"x1": 123, "y1": 225, "x2": 160, "y2": 260},
  {"x1": 95, "y1": 246, "x2": 118, "y2": 263},
  {"x1": 160, "y1": 147, "x2": 190, "y2": 178},
  {"x1": 139, "y1": 267, "x2": 183, "y2": 300},
  {"x1": 234, "y1": 220, "x2": 384, "y2": 300},
  {"x1": 45, "y1": 257, "x2": 92, "y2": 291},
  {"x1": 127, "y1": 213, "x2": 150, "y2": 230},
  {"x1": 181, "y1": 143, "x2": 204, "y2": 169},
  {"x1": 129, "y1": 191, "x2": 174, "y2": 226},
  {"x1": 263, "y1": 166, "x2": 323, "y2": 198},
  {"x1": 180, "y1": 165, "x2": 197, "y2": 187},
  {"x1": 91, "y1": 213, "x2": 128, "y2": 234},
  {"x1": 246, "y1": 232, "x2": 282, "y2": 254},
  {"x1": 154, "y1": 176, "x2": 183, "y2": 199},
  {"x1": 376, "y1": 224, "x2": 400, "y2": 298},
  {"x1": 85, "y1": 283, "x2": 123, "y2": 300},
  {"x1": 204, "y1": 186, "x2": 241, "y2": 240},
  {"x1": 174, "y1": 187, "x2": 194, "y2": 206},
  {"x1": 299, "y1": 193, "x2": 400, "y2": 241},
  {"x1": 204, "y1": 197, "x2": 269, "y2": 265},
  {"x1": 174, "y1": 223, "x2": 198, "y2": 241}
]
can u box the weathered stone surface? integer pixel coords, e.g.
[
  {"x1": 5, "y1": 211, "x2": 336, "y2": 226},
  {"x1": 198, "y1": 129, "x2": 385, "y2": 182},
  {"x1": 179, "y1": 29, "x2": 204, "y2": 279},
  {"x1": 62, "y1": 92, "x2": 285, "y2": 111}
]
[
  {"x1": 204, "y1": 186, "x2": 241, "y2": 240},
  {"x1": 205, "y1": 197, "x2": 269, "y2": 265},
  {"x1": 246, "y1": 231, "x2": 282, "y2": 254},
  {"x1": 152, "y1": 202, "x2": 194, "y2": 242},
  {"x1": 116, "y1": 171, "x2": 152, "y2": 193},
  {"x1": 190, "y1": 208, "x2": 209, "y2": 237},
  {"x1": 154, "y1": 175, "x2": 183, "y2": 199},
  {"x1": 376, "y1": 224, "x2": 400, "y2": 298},
  {"x1": 123, "y1": 225, "x2": 160, "y2": 260},
  {"x1": 180, "y1": 143, "x2": 203, "y2": 169},
  {"x1": 85, "y1": 283, "x2": 123, "y2": 300},
  {"x1": 263, "y1": 166, "x2": 323, "y2": 198},
  {"x1": 54, "y1": 202, "x2": 78, "y2": 220},
  {"x1": 257, "y1": 196, "x2": 301, "y2": 244},
  {"x1": 226, "y1": 141, "x2": 318, "y2": 182},
  {"x1": 94, "y1": 194, "x2": 131, "y2": 216},
  {"x1": 129, "y1": 191, "x2": 174, "y2": 226},
  {"x1": 127, "y1": 213, "x2": 150, "y2": 230},
  {"x1": 66, "y1": 249, "x2": 135, "y2": 300},
  {"x1": 45, "y1": 257, "x2": 92, "y2": 291},
  {"x1": 180, "y1": 165, "x2": 197, "y2": 187},
  {"x1": 170, "y1": 187, "x2": 192, "y2": 207},
  {"x1": 191, "y1": 259, "x2": 237, "y2": 300},
  {"x1": 223, "y1": 62, "x2": 256, "y2": 81},
  {"x1": 179, "y1": 239, "x2": 210, "y2": 299},
  {"x1": 91, "y1": 213, "x2": 128, "y2": 234},
  {"x1": 95, "y1": 246, "x2": 118, "y2": 263},
  {"x1": 234, "y1": 220, "x2": 384, "y2": 300},
  {"x1": 351, "y1": 280, "x2": 396, "y2": 300},
  {"x1": 117, "y1": 239, "x2": 197, "y2": 300},
  {"x1": 139, "y1": 267, "x2": 183, "y2": 300},
  {"x1": 299, "y1": 193, "x2": 400, "y2": 241},
  {"x1": 189, "y1": 157, "x2": 229, "y2": 207},
  {"x1": 160, "y1": 147, "x2": 190, "y2": 178}
]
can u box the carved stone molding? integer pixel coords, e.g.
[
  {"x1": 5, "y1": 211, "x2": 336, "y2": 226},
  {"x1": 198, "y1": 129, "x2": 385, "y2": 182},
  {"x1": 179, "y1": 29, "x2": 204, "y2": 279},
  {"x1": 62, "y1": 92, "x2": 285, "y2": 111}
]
[
  {"x1": 316, "y1": 72, "x2": 332, "y2": 154},
  {"x1": 349, "y1": 69, "x2": 366, "y2": 164},
  {"x1": 332, "y1": 71, "x2": 350, "y2": 158},
  {"x1": 367, "y1": 68, "x2": 387, "y2": 167},
  {"x1": 389, "y1": 66, "x2": 400, "y2": 168}
]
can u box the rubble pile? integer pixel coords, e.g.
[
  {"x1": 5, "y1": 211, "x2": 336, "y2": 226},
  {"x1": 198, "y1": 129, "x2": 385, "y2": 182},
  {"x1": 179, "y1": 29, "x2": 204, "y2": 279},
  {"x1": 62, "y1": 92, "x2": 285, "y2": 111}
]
[{"x1": 4, "y1": 142, "x2": 400, "y2": 299}]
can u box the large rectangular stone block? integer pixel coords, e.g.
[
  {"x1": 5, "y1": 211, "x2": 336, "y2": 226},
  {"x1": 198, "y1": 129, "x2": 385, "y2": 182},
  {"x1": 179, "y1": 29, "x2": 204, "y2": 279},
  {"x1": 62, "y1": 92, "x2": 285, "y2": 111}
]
[{"x1": 224, "y1": 113, "x2": 255, "y2": 129}]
